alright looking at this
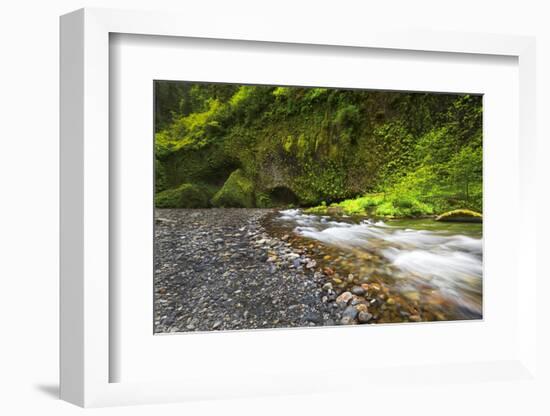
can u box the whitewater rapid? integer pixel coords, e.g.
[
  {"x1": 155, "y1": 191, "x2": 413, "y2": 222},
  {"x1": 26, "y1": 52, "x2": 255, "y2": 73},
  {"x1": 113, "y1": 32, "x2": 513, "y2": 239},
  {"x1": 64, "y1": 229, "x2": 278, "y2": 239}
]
[{"x1": 276, "y1": 209, "x2": 483, "y2": 317}]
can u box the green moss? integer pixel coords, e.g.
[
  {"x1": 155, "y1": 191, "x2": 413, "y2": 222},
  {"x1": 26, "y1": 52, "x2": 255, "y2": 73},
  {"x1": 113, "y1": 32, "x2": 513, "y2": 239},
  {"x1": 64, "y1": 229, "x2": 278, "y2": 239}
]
[
  {"x1": 435, "y1": 209, "x2": 482, "y2": 222},
  {"x1": 155, "y1": 183, "x2": 213, "y2": 208},
  {"x1": 307, "y1": 192, "x2": 434, "y2": 218},
  {"x1": 211, "y1": 169, "x2": 255, "y2": 208},
  {"x1": 373, "y1": 198, "x2": 433, "y2": 217},
  {"x1": 155, "y1": 84, "x2": 482, "y2": 212},
  {"x1": 305, "y1": 205, "x2": 328, "y2": 214},
  {"x1": 255, "y1": 192, "x2": 273, "y2": 208}
]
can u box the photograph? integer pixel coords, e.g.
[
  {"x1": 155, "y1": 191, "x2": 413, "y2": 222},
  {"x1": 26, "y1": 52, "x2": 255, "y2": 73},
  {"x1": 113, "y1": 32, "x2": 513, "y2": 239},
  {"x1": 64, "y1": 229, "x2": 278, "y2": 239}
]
[{"x1": 153, "y1": 81, "x2": 483, "y2": 333}]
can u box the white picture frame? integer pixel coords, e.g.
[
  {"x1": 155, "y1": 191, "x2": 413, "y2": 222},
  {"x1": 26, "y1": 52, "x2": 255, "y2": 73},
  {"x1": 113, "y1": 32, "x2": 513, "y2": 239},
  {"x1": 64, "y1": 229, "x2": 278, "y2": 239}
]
[{"x1": 60, "y1": 7, "x2": 539, "y2": 408}]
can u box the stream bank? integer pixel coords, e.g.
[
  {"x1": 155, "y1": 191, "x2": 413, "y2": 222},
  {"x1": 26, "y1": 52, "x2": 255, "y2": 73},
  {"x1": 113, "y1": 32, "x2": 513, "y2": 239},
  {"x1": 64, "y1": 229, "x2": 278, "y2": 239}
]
[{"x1": 154, "y1": 208, "x2": 482, "y2": 333}]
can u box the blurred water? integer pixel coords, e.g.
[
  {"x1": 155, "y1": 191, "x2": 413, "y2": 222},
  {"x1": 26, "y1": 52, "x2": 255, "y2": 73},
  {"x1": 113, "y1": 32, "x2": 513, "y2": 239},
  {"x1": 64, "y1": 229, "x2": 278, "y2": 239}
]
[{"x1": 275, "y1": 209, "x2": 483, "y2": 319}]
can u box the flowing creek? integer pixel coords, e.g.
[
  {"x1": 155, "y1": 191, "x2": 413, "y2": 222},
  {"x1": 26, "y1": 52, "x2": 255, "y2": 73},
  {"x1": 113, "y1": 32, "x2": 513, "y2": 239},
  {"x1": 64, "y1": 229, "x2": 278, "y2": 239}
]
[{"x1": 264, "y1": 209, "x2": 482, "y2": 323}]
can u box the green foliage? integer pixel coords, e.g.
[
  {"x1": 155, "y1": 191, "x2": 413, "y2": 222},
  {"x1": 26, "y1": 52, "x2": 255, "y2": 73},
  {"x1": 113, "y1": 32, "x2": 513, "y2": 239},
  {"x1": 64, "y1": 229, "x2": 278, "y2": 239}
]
[
  {"x1": 255, "y1": 192, "x2": 273, "y2": 208},
  {"x1": 334, "y1": 104, "x2": 360, "y2": 128},
  {"x1": 154, "y1": 82, "x2": 483, "y2": 217},
  {"x1": 211, "y1": 169, "x2": 255, "y2": 208},
  {"x1": 374, "y1": 197, "x2": 434, "y2": 217},
  {"x1": 306, "y1": 193, "x2": 434, "y2": 218}
]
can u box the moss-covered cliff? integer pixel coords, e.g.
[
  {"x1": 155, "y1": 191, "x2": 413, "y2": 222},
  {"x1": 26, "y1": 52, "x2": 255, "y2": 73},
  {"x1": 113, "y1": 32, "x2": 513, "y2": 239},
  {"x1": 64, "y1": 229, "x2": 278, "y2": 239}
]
[{"x1": 154, "y1": 82, "x2": 482, "y2": 215}]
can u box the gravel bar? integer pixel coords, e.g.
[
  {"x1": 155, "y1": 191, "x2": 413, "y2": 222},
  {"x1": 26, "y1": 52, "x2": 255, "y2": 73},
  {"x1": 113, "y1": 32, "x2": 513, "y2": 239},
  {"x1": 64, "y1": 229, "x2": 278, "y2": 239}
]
[{"x1": 154, "y1": 208, "x2": 342, "y2": 333}]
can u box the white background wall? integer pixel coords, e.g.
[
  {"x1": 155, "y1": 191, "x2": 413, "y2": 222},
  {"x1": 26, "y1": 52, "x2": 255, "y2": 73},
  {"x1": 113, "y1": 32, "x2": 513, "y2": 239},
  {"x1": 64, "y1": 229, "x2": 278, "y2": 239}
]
[{"x1": 0, "y1": 0, "x2": 548, "y2": 414}]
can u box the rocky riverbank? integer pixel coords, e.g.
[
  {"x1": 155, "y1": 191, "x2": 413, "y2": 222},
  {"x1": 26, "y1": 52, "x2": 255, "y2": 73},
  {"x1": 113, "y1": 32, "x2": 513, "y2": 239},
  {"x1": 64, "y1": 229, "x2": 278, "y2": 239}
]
[
  {"x1": 155, "y1": 207, "x2": 482, "y2": 332},
  {"x1": 155, "y1": 208, "x2": 356, "y2": 333}
]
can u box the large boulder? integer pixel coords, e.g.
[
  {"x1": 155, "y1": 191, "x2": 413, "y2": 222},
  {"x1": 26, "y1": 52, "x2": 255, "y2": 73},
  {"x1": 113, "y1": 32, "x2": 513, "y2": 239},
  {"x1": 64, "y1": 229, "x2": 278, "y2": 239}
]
[
  {"x1": 211, "y1": 169, "x2": 255, "y2": 208},
  {"x1": 155, "y1": 183, "x2": 211, "y2": 208},
  {"x1": 435, "y1": 209, "x2": 482, "y2": 223}
]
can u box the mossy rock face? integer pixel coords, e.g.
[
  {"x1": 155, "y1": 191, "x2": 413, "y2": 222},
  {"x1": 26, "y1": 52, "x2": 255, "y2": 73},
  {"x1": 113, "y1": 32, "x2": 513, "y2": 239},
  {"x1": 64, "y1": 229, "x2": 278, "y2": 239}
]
[
  {"x1": 255, "y1": 192, "x2": 273, "y2": 208},
  {"x1": 155, "y1": 183, "x2": 212, "y2": 208},
  {"x1": 211, "y1": 169, "x2": 254, "y2": 208},
  {"x1": 162, "y1": 144, "x2": 239, "y2": 190},
  {"x1": 435, "y1": 209, "x2": 482, "y2": 223}
]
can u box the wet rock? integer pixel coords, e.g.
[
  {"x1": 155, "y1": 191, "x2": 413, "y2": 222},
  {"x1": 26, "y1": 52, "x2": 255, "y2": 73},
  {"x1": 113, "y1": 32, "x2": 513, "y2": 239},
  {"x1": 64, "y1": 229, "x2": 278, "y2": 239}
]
[
  {"x1": 323, "y1": 267, "x2": 334, "y2": 276},
  {"x1": 336, "y1": 291, "x2": 353, "y2": 306},
  {"x1": 435, "y1": 209, "x2": 482, "y2": 223},
  {"x1": 355, "y1": 303, "x2": 369, "y2": 313},
  {"x1": 305, "y1": 311, "x2": 322, "y2": 324},
  {"x1": 358, "y1": 311, "x2": 373, "y2": 323},
  {"x1": 340, "y1": 316, "x2": 356, "y2": 325},
  {"x1": 343, "y1": 305, "x2": 358, "y2": 320},
  {"x1": 305, "y1": 260, "x2": 317, "y2": 269},
  {"x1": 351, "y1": 286, "x2": 366, "y2": 296},
  {"x1": 404, "y1": 291, "x2": 420, "y2": 301}
]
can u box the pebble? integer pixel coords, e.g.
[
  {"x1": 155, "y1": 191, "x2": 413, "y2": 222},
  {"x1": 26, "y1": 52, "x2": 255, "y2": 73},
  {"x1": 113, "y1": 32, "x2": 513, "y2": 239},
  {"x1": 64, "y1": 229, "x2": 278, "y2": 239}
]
[
  {"x1": 340, "y1": 316, "x2": 356, "y2": 325},
  {"x1": 154, "y1": 208, "x2": 381, "y2": 334},
  {"x1": 355, "y1": 303, "x2": 369, "y2": 313},
  {"x1": 404, "y1": 291, "x2": 421, "y2": 301},
  {"x1": 305, "y1": 260, "x2": 317, "y2": 269},
  {"x1": 358, "y1": 311, "x2": 373, "y2": 323},
  {"x1": 343, "y1": 305, "x2": 358, "y2": 320},
  {"x1": 351, "y1": 286, "x2": 366, "y2": 296},
  {"x1": 336, "y1": 291, "x2": 353, "y2": 306},
  {"x1": 305, "y1": 311, "x2": 322, "y2": 324}
]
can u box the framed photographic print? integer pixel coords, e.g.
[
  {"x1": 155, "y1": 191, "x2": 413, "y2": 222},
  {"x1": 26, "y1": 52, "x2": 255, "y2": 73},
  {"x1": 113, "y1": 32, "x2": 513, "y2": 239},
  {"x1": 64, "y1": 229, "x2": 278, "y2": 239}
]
[
  {"x1": 152, "y1": 81, "x2": 483, "y2": 333},
  {"x1": 60, "y1": 7, "x2": 540, "y2": 409}
]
